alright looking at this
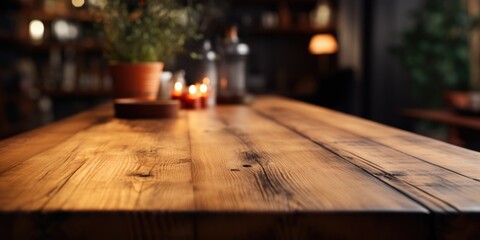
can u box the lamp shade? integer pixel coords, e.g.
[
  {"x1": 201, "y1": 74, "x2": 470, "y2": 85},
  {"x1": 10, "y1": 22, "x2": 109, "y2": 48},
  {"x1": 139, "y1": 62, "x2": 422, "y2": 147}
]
[{"x1": 309, "y1": 34, "x2": 338, "y2": 55}]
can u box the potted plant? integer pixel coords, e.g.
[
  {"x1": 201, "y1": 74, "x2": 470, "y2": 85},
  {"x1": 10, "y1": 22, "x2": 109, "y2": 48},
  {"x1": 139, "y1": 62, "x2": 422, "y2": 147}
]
[
  {"x1": 397, "y1": 0, "x2": 480, "y2": 113},
  {"x1": 97, "y1": 0, "x2": 198, "y2": 100}
]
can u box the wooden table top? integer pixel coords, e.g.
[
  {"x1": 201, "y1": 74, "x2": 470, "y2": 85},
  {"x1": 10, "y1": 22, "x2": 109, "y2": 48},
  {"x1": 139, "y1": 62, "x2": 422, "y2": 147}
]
[{"x1": 1, "y1": 96, "x2": 480, "y2": 239}]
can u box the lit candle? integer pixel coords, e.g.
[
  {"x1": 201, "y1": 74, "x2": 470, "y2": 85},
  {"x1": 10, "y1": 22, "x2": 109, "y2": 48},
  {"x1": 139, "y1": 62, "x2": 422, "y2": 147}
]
[
  {"x1": 184, "y1": 85, "x2": 200, "y2": 109},
  {"x1": 199, "y1": 83, "x2": 208, "y2": 108},
  {"x1": 171, "y1": 81, "x2": 183, "y2": 100},
  {"x1": 29, "y1": 20, "x2": 44, "y2": 43}
]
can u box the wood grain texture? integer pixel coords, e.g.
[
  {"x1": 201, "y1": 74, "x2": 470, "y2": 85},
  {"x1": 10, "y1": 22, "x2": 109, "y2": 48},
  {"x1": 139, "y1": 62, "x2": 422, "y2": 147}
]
[
  {"x1": 0, "y1": 110, "x2": 194, "y2": 239},
  {"x1": 188, "y1": 106, "x2": 429, "y2": 239},
  {"x1": 188, "y1": 106, "x2": 424, "y2": 211},
  {"x1": 253, "y1": 97, "x2": 480, "y2": 188},
  {"x1": 252, "y1": 96, "x2": 480, "y2": 239},
  {"x1": 0, "y1": 104, "x2": 112, "y2": 175},
  {"x1": 1, "y1": 96, "x2": 480, "y2": 239}
]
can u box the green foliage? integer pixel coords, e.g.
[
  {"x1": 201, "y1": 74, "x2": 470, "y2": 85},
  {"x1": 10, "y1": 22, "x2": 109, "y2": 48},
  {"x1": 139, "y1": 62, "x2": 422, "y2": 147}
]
[
  {"x1": 98, "y1": 0, "x2": 200, "y2": 63},
  {"x1": 396, "y1": 0, "x2": 474, "y2": 107}
]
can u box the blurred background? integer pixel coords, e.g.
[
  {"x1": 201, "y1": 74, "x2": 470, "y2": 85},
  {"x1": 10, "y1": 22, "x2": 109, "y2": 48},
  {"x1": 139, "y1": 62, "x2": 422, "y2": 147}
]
[{"x1": 2, "y1": 0, "x2": 480, "y2": 150}]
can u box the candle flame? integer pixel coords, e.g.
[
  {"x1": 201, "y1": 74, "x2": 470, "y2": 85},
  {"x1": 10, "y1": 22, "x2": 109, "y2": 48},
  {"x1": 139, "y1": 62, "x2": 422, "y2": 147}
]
[
  {"x1": 188, "y1": 85, "x2": 197, "y2": 95},
  {"x1": 174, "y1": 82, "x2": 183, "y2": 92},
  {"x1": 199, "y1": 84, "x2": 208, "y2": 93}
]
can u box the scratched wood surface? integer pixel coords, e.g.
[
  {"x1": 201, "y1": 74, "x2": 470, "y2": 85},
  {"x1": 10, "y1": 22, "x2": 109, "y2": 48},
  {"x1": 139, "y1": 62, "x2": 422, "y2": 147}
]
[{"x1": 0, "y1": 96, "x2": 479, "y2": 239}]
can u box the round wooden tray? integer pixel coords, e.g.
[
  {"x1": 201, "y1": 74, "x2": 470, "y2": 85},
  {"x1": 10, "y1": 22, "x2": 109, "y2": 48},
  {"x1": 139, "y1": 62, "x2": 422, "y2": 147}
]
[{"x1": 114, "y1": 99, "x2": 180, "y2": 119}]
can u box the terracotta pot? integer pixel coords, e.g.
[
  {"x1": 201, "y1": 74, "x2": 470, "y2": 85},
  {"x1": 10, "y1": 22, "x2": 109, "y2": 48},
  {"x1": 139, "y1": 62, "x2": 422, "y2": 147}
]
[
  {"x1": 445, "y1": 90, "x2": 469, "y2": 110},
  {"x1": 445, "y1": 90, "x2": 480, "y2": 114},
  {"x1": 110, "y1": 62, "x2": 164, "y2": 100}
]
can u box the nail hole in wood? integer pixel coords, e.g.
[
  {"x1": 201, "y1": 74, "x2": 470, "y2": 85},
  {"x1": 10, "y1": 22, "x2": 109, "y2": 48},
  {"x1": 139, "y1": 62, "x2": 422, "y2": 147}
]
[
  {"x1": 242, "y1": 164, "x2": 252, "y2": 168},
  {"x1": 230, "y1": 169, "x2": 240, "y2": 171}
]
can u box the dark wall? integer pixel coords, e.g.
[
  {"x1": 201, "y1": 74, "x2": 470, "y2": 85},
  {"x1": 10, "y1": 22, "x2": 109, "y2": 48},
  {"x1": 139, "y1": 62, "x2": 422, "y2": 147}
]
[
  {"x1": 337, "y1": 0, "x2": 424, "y2": 128},
  {"x1": 337, "y1": 0, "x2": 365, "y2": 116},
  {"x1": 367, "y1": 0, "x2": 421, "y2": 128}
]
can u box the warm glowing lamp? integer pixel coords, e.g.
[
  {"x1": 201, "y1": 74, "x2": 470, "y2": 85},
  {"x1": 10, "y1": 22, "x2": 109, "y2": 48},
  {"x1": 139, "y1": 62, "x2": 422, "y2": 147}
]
[
  {"x1": 29, "y1": 20, "x2": 44, "y2": 42},
  {"x1": 309, "y1": 34, "x2": 338, "y2": 55},
  {"x1": 72, "y1": 0, "x2": 85, "y2": 7}
]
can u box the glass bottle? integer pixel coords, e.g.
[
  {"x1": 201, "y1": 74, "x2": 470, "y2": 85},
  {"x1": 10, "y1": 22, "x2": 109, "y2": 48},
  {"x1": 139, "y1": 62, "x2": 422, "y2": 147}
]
[
  {"x1": 191, "y1": 40, "x2": 218, "y2": 107},
  {"x1": 218, "y1": 26, "x2": 249, "y2": 102}
]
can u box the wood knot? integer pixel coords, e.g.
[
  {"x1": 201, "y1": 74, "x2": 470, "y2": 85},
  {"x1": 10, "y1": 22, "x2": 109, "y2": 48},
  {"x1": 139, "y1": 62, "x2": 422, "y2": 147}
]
[
  {"x1": 130, "y1": 173, "x2": 154, "y2": 178},
  {"x1": 243, "y1": 151, "x2": 261, "y2": 162},
  {"x1": 177, "y1": 158, "x2": 191, "y2": 164}
]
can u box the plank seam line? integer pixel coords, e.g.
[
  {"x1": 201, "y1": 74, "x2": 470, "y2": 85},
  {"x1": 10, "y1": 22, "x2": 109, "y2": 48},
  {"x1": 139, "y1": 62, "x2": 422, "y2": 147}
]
[
  {"x1": 252, "y1": 108, "x2": 442, "y2": 213},
  {"x1": 186, "y1": 112, "x2": 199, "y2": 240},
  {"x1": 326, "y1": 107, "x2": 480, "y2": 182},
  {"x1": 340, "y1": 149, "x2": 459, "y2": 212},
  {"x1": 377, "y1": 144, "x2": 480, "y2": 182},
  {"x1": 39, "y1": 159, "x2": 87, "y2": 210},
  {"x1": 264, "y1": 106, "x2": 480, "y2": 183},
  {"x1": 216, "y1": 111, "x2": 301, "y2": 208},
  {"x1": 322, "y1": 144, "x2": 459, "y2": 212},
  {"x1": 346, "y1": 125, "x2": 480, "y2": 183},
  {"x1": 0, "y1": 108, "x2": 100, "y2": 148},
  {"x1": 133, "y1": 160, "x2": 158, "y2": 209},
  {"x1": 0, "y1": 116, "x2": 107, "y2": 176}
]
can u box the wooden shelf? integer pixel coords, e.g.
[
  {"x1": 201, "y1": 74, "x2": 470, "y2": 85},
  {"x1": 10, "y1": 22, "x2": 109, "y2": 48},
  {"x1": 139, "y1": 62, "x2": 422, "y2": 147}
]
[
  {"x1": 29, "y1": 40, "x2": 103, "y2": 52},
  {"x1": 0, "y1": 34, "x2": 103, "y2": 52},
  {"x1": 42, "y1": 90, "x2": 112, "y2": 98},
  {"x1": 19, "y1": 9, "x2": 102, "y2": 22},
  {"x1": 229, "y1": 0, "x2": 317, "y2": 5},
  {"x1": 242, "y1": 26, "x2": 335, "y2": 36}
]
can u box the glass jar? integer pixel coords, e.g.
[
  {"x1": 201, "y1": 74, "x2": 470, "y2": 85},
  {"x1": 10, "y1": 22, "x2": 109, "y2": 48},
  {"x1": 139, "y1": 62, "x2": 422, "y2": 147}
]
[{"x1": 218, "y1": 26, "x2": 249, "y2": 103}]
